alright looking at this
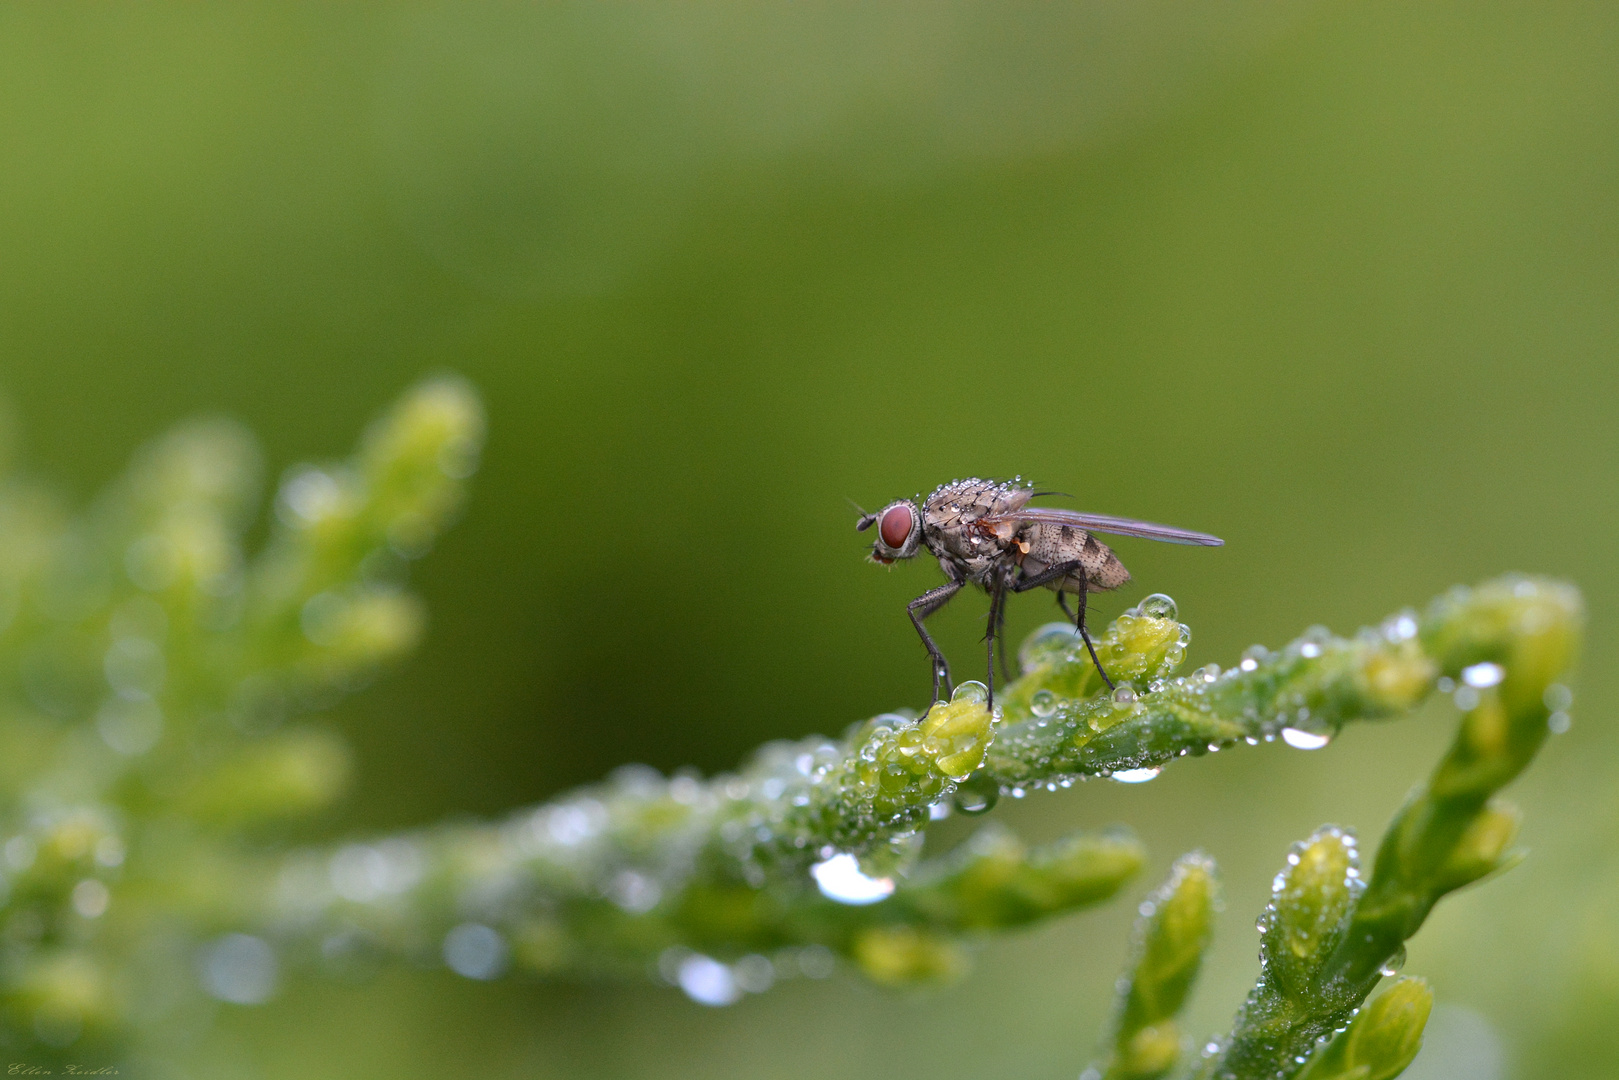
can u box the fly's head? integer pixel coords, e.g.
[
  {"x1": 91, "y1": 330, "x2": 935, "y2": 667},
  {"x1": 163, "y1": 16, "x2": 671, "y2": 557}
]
[{"x1": 856, "y1": 499, "x2": 923, "y2": 565}]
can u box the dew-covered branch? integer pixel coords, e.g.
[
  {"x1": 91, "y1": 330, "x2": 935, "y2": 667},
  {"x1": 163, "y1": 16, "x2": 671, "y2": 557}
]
[{"x1": 246, "y1": 578, "x2": 1574, "y2": 1014}]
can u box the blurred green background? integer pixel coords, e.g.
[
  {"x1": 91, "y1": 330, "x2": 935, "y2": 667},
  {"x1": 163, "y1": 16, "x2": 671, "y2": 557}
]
[{"x1": 1, "y1": 3, "x2": 1615, "y2": 1077}]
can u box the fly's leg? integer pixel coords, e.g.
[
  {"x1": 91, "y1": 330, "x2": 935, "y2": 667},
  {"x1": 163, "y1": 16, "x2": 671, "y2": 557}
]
[
  {"x1": 1013, "y1": 561, "x2": 1115, "y2": 692},
  {"x1": 984, "y1": 582, "x2": 1010, "y2": 683},
  {"x1": 1071, "y1": 575, "x2": 1115, "y2": 693},
  {"x1": 907, "y1": 580, "x2": 964, "y2": 707},
  {"x1": 983, "y1": 575, "x2": 1009, "y2": 711}
]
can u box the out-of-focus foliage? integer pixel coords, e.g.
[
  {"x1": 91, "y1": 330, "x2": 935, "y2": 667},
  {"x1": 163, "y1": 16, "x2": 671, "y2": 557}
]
[
  {"x1": 0, "y1": 380, "x2": 482, "y2": 1067},
  {"x1": 0, "y1": 3, "x2": 1614, "y2": 1078}
]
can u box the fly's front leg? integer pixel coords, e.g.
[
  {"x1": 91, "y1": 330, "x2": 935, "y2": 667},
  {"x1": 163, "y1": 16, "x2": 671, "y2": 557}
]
[
  {"x1": 1013, "y1": 560, "x2": 1115, "y2": 692},
  {"x1": 907, "y1": 580, "x2": 963, "y2": 706}
]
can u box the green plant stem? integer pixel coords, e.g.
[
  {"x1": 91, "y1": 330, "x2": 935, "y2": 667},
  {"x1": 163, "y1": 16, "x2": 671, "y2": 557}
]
[{"x1": 1198, "y1": 577, "x2": 1581, "y2": 1080}]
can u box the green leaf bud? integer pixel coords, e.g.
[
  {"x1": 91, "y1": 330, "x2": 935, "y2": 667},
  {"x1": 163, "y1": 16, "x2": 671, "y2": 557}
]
[
  {"x1": 1117, "y1": 1024, "x2": 1180, "y2": 1079},
  {"x1": 15, "y1": 951, "x2": 116, "y2": 1042},
  {"x1": 1122, "y1": 854, "x2": 1217, "y2": 1029},
  {"x1": 916, "y1": 691, "x2": 996, "y2": 782},
  {"x1": 358, "y1": 376, "x2": 484, "y2": 558},
  {"x1": 298, "y1": 584, "x2": 425, "y2": 673},
  {"x1": 850, "y1": 925, "x2": 966, "y2": 986},
  {"x1": 1000, "y1": 604, "x2": 1190, "y2": 715},
  {"x1": 1432, "y1": 800, "x2": 1521, "y2": 894},
  {"x1": 1346, "y1": 977, "x2": 1433, "y2": 1080},
  {"x1": 1263, "y1": 827, "x2": 1359, "y2": 998},
  {"x1": 1298, "y1": 976, "x2": 1433, "y2": 1080},
  {"x1": 902, "y1": 826, "x2": 1143, "y2": 931},
  {"x1": 1357, "y1": 642, "x2": 1438, "y2": 713},
  {"x1": 1099, "y1": 853, "x2": 1217, "y2": 1080},
  {"x1": 177, "y1": 728, "x2": 352, "y2": 826}
]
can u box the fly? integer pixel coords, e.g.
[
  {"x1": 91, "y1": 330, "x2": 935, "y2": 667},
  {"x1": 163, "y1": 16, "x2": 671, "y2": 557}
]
[{"x1": 856, "y1": 478, "x2": 1222, "y2": 710}]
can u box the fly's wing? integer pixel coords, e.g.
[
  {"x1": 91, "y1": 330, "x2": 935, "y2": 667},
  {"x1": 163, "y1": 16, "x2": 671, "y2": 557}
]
[{"x1": 981, "y1": 507, "x2": 1224, "y2": 546}]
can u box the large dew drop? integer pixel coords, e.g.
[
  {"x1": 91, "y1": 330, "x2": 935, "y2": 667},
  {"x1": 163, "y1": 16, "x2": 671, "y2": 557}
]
[
  {"x1": 1461, "y1": 661, "x2": 1505, "y2": 688},
  {"x1": 1019, "y1": 622, "x2": 1081, "y2": 672},
  {"x1": 1111, "y1": 767, "x2": 1161, "y2": 784},
  {"x1": 1281, "y1": 728, "x2": 1331, "y2": 751},
  {"x1": 811, "y1": 853, "x2": 895, "y2": 905},
  {"x1": 678, "y1": 954, "x2": 740, "y2": 1006},
  {"x1": 951, "y1": 778, "x2": 998, "y2": 815},
  {"x1": 950, "y1": 681, "x2": 989, "y2": 706},
  {"x1": 1136, "y1": 593, "x2": 1178, "y2": 620}
]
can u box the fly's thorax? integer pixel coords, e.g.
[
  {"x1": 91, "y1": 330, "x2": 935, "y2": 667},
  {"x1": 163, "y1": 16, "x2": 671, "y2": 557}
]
[
  {"x1": 920, "y1": 478, "x2": 1031, "y2": 581},
  {"x1": 922, "y1": 478, "x2": 1031, "y2": 522}
]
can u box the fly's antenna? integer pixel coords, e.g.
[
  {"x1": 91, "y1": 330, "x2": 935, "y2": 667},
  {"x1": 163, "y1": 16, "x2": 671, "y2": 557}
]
[{"x1": 848, "y1": 497, "x2": 878, "y2": 532}]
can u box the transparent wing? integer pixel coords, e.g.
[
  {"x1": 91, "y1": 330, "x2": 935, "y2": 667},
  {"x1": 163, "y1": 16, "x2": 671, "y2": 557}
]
[{"x1": 981, "y1": 507, "x2": 1224, "y2": 546}]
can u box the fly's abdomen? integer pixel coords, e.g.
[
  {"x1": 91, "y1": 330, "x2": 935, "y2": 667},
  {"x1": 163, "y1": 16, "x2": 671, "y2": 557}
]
[{"x1": 1025, "y1": 524, "x2": 1130, "y2": 592}]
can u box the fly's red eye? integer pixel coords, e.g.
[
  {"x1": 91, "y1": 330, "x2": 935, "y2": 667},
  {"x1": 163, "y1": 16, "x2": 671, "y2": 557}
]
[{"x1": 879, "y1": 505, "x2": 913, "y2": 549}]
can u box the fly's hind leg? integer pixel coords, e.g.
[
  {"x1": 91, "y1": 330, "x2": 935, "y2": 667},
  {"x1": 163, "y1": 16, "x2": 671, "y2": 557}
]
[
  {"x1": 907, "y1": 580, "x2": 964, "y2": 707},
  {"x1": 1014, "y1": 561, "x2": 1115, "y2": 692}
]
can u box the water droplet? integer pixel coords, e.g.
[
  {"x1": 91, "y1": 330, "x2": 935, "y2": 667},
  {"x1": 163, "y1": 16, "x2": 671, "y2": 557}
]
[
  {"x1": 733, "y1": 954, "x2": 774, "y2": 994},
  {"x1": 1462, "y1": 661, "x2": 1505, "y2": 688},
  {"x1": 1112, "y1": 685, "x2": 1137, "y2": 705},
  {"x1": 951, "y1": 681, "x2": 989, "y2": 705},
  {"x1": 1111, "y1": 767, "x2": 1160, "y2": 784},
  {"x1": 1030, "y1": 690, "x2": 1058, "y2": 717},
  {"x1": 1019, "y1": 622, "x2": 1081, "y2": 671},
  {"x1": 952, "y1": 779, "x2": 998, "y2": 815},
  {"x1": 1544, "y1": 683, "x2": 1574, "y2": 711},
  {"x1": 678, "y1": 953, "x2": 740, "y2": 1006},
  {"x1": 1138, "y1": 594, "x2": 1178, "y2": 620},
  {"x1": 1379, "y1": 946, "x2": 1407, "y2": 977},
  {"x1": 444, "y1": 923, "x2": 509, "y2": 980},
  {"x1": 1281, "y1": 728, "x2": 1331, "y2": 750},
  {"x1": 1548, "y1": 711, "x2": 1571, "y2": 734},
  {"x1": 811, "y1": 854, "x2": 894, "y2": 905},
  {"x1": 1299, "y1": 642, "x2": 1322, "y2": 659},
  {"x1": 1194, "y1": 663, "x2": 1221, "y2": 683},
  {"x1": 201, "y1": 934, "x2": 281, "y2": 1004},
  {"x1": 71, "y1": 878, "x2": 110, "y2": 919},
  {"x1": 1453, "y1": 686, "x2": 1481, "y2": 711},
  {"x1": 1239, "y1": 657, "x2": 1259, "y2": 672}
]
